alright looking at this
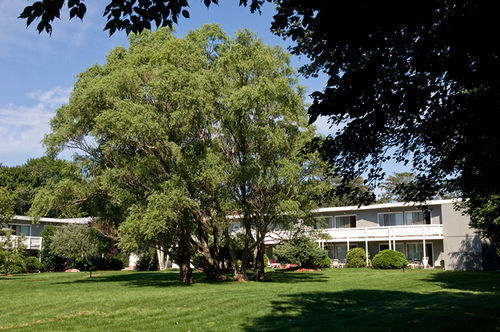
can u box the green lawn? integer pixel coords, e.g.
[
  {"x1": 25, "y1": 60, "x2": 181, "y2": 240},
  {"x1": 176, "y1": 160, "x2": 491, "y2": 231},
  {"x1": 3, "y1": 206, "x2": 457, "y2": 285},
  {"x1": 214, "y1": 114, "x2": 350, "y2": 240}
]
[{"x1": 0, "y1": 269, "x2": 498, "y2": 331}]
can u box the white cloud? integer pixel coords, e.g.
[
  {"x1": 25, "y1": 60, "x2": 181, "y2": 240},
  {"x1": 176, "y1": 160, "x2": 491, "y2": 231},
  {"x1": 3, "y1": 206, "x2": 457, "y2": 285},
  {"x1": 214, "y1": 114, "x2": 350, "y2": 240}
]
[
  {"x1": 0, "y1": 87, "x2": 71, "y2": 166},
  {"x1": 27, "y1": 87, "x2": 72, "y2": 108}
]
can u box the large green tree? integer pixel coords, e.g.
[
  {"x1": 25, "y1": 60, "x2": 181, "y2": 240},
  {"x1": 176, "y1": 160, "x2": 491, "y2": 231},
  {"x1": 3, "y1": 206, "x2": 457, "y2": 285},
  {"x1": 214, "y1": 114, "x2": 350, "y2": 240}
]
[
  {"x1": 213, "y1": 29, "x2": 329, "y2": 280},
  {"x1": 43, "y1": 25, "x2": 328, "y2": 283}
]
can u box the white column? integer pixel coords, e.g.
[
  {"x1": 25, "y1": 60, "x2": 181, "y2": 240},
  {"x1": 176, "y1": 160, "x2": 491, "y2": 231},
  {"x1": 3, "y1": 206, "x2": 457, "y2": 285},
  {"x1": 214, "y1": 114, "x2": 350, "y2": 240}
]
[
  {"x1": 388, "y1": 228, "x2": 392, "y2": 250},
  {"x1": 347, "y1": 228, "x2": 350, "y2": 252},
  {"x1": 393, "y1": 229, "x2": 396, "y2": 250},
  {"x1": 422, "y1": 225, "x2": 427, "y2": 269},
  {"x1": 365, "y1": 228, "x2": 369, "y2": 266}
]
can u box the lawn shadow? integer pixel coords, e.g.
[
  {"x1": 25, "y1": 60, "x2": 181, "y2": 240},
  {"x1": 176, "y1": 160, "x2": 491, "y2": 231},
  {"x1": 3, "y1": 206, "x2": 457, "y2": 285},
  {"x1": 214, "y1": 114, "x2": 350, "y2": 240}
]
[
  {"x1": 424, "y1": 270, "x2": 500, "y2": 293},
  {"x1": 266, "y1": 270, "x2": 329, "y2": 284},
  {"x1": 243, "y1": 289, "x2": 500, "y2": 331},
  {"x1": 52, "y1": 269, "x2": 329, "y2": 288},
  {"x1": 52, "y1": 271, "x2": 197, "y2": 288}
]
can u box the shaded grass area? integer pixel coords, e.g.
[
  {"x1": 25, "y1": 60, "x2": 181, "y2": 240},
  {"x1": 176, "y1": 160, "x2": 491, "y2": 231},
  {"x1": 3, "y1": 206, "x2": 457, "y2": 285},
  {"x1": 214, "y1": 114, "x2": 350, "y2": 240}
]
[{"x1": 0, "y1": 269, "x2": 498, "y2": 331}]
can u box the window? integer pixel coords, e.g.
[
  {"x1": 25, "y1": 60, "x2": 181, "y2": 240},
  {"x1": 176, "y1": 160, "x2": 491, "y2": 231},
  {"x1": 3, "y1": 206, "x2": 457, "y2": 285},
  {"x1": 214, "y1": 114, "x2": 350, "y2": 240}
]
[
  {"x1": 405, "y1": 211, "x2": 431, "y2": 225},
  {"x1": 407, "y1": 243, "x2": 423, "y2": 261},
  {"x1": 335, "y1": 215, "x2": 356, "y2": 228},
  {"x1": 19, "y1": 225, "x2": 30, "y2": 236},
  {"x1": 326, "y1": 245, "x2": 335, "y2": 259},
  {"x1": 0, "y1": 225, "x2": 30, "y2": 236},
  {"x1": 315, "y1": 216, "x2": 334, "y2": 229},
  {"x1": 335, "y1": 244, "x2": 347, "y2": 262},
  {"x1": 379, "y1": 243, "x2": 404, "y2": 253},
  {"x1": 378, "y1": 213, "x2": 403, "y2": 226}
]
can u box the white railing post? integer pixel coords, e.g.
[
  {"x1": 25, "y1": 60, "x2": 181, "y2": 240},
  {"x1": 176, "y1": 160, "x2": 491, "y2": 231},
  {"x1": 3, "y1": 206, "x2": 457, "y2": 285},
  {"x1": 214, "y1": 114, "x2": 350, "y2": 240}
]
[
  {"x1": 388, "y1": 227, "x2": 392, "y2": 250},
  {"x1": 347, "y1": 228, "x2": 350, "y2": 252},
  {"x1": 422, "y1": 224, "x2": 427, "y2": 269},
  {"x1": 393, "y1": 228, "x2": 396, "y2": 249},
  {"x1": 365, "y1": 228, "x2": 368, "y2": 266}
]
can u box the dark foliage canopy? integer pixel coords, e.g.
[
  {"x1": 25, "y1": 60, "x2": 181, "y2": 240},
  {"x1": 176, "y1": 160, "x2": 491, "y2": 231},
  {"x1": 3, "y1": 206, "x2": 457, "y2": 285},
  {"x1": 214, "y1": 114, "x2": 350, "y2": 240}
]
[
  {"x1": 19, "y1": 0, "x2": 268, "y2": 35},
  {"x1": 270, "y1": 1, "x2": 500, "y2": 240}
]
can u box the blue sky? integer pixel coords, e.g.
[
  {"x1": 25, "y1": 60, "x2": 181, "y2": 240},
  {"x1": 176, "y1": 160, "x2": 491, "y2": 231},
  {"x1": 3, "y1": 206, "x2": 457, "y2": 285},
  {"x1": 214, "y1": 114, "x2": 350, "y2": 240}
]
[
  {"x1": 0, "y1": 1, "x2": 334, "y2": 167},
  {"x1": 0, "y1": 1, "x2": 405, "y2": 180}
]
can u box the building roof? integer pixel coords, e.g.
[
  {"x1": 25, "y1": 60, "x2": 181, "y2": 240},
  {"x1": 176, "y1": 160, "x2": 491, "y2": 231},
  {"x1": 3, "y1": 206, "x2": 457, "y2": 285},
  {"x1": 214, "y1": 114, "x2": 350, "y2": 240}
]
[
  {"x1": 12, "y1": 215, "x2": 92, "y2": 224},
  {"x1": 313, "y1": 199, "x2": 456, "y2": 214}
]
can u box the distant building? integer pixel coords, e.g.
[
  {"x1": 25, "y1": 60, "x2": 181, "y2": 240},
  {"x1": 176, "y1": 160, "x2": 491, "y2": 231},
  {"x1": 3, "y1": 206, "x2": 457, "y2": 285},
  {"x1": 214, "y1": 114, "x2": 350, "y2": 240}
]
[{"x1": 2, "y1": 200, "x2": 494, "y2": 270}]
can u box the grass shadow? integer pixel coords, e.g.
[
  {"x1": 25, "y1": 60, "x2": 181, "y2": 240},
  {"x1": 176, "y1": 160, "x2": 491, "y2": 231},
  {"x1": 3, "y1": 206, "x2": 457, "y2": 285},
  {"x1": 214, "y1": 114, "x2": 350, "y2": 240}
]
[
  {"x1": 424, "y1": 270, "x2": 500, "y2": 293},
  {"x1": 51, "y1": 269, "x2": 330, "y2": 288},
  {"x1": 266, "y1": 270, "x2": 329, "y2": 284},
  {"x1": 243, "y1": 289, "x2": 500, "y2": 331}
]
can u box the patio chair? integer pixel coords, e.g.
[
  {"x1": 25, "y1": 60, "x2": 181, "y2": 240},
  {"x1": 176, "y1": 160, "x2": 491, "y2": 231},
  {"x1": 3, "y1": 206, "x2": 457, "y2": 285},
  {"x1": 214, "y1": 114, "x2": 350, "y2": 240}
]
[{"x1": 331, "y1": 259, "x2": 340, "y2": 268}]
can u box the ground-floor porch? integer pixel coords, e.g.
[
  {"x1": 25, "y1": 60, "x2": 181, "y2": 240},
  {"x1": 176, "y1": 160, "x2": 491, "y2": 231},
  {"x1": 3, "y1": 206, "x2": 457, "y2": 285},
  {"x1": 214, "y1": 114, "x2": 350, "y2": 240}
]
[
  {"x1": 265, "y1": 239, "x2": 444, "y2": 269},
  {"x1": 318, "y1": 240, "x2": 444, "y2": 268}
]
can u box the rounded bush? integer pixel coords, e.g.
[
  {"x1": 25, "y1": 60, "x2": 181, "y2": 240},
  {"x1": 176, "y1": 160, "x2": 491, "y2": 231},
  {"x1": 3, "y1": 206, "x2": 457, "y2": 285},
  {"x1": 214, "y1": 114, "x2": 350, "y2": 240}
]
[
  {"x1": 108, "y1": 257, "x2": 124, "y2": 270},
  {"x1": 372, "y1": 249, "x2": 408, "y2": 269},
  {"x1": 316, "y1": 255, "x2": 332, "y2": 269},
  {"x1": 25, "y1": 256, "x2": 42, "y2": 273},
  {"x1": 1, "y1": 258, "x2": 27, "y2": 274},
  {"x1": 73, "y1": 257, "x2": 88, "y2": 270},
  {"x1": 275, "y1": 236, "x2": 330, "y2": 269},
  {"x1": 346, "y1": 248, "x2": 367, "y2": 268},
  {"x1": 136, "y1": 251, "x2": 158, "y2": 271}
]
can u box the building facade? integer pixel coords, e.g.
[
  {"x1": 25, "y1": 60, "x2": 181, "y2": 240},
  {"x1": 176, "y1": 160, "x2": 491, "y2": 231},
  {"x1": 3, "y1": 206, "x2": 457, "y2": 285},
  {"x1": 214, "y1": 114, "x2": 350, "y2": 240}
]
[
  {"x1": 2, "y1": 200, "x2": 491, "y2": 270},
  {"x1": 263, "y1": 200, "x2": 490, "y2": 270},
  {"x1": 1, "y1": 216, "x2": 92, "y2": 254}
]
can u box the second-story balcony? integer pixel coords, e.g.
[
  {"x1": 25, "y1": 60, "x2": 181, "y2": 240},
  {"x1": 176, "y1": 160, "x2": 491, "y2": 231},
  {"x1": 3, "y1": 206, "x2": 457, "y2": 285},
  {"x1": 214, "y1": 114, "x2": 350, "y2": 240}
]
[
  {"x1": 0, "y1": 235, "x2": 43, "y2": 250},
  {"x1": 262, "y1": 224, "x2": 444, "y2": 245},
  {"x1": 320, "y1": 224, "x2": 444, "y2": 243}
]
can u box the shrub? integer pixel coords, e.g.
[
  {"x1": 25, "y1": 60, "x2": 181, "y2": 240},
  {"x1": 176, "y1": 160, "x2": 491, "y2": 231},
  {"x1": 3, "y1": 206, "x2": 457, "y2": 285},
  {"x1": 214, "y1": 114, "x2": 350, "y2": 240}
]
[
  {"x1": 274, "y1": 236, "x2": 330, "y2": 269},
  {"x1": 73, "y1": 256, "x2": 124, "y2": 271},
  {"x1": 40, "y1": 226, "x2": 66, "y2": 272},
  {"x1": 25, "y1": 256, "x2": 42, "y2": 273},
  {"x1": 346, "y1": 248, "x2": 367, "y2": 268},
  {"x1": 0, "y1": 257, "x2": 26, "y2": 274},
  {"x1": 372, "y1": 249, "x2": 408, "y2": 269},
  {"x1": 317, "y1": 255, "x2": 332, "y2": 269},
  {"x1": 73, "y1": 257, "x2": 94, "y2": 270},
  {"x1": 108, "y1": 257, "x2": 124, "y2": 270},
  {"x1": 136, "y1": 250, "x2": 158, "y2": 271}
]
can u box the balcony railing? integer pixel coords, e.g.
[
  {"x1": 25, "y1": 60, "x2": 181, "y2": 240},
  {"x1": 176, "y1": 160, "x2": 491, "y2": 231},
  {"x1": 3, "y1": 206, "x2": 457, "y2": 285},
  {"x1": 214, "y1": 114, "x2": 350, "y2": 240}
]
[
  {"x1": 262, "y1": 224, "x2": 444, "y2": 244},
  {"x1": 320, "y1": 224, "x2": 443, "y2": 242},
  {"x1": 0, "y1": 236, "x2": 43, "y2": 250}
]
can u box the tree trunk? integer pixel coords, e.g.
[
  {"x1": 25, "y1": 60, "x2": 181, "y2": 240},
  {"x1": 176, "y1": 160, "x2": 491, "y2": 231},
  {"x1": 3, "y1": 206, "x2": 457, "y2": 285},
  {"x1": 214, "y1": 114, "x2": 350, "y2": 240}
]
[
  {"x1": 213, "y1": 226, "x2": 221, "y2": 270},
  {"x1": 156, "y1": 246, "x2": 167, "y2": 271},
  {"x1": 198, "y1": 219, "x2": 219, "y2": 280},
  {"x1": 180, "y1": 259, "x2": 193, "y2": 284},
  {"x1": 200, "y1": 240, "x2": 219, "y2": 280},
  {"x1": 178, "y1": 227, "x2": 193, "y2": 284},
  {"x1": 253, "y1": 240, "x2": 266, "y2": 281},
  {"x1": 224, "y1": 228, "x2": 248, "y2": 282}
]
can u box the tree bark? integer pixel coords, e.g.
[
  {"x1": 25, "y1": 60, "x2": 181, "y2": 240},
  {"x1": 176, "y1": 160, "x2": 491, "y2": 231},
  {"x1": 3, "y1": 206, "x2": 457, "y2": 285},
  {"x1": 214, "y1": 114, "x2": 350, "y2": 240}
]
[
  {"x1": 224, "y1": 228, "x2": 247, "y2": 282},
  {"x1": 253, "y1": 240, "x2": 266, "y2": 281},
  {"x1": 156, "y1": 246, "x2": 167, "y2": 271},
  {"x1": 197, "y1": 218, "x2": 219, "y2": 280},
  {"x1": 178, "y1": 227, "x2": 193, "y2": 284}
]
